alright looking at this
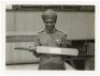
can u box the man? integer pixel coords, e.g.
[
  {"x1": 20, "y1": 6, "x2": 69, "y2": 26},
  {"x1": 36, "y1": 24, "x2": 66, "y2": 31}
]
[{"x1": 32, "y1": 9, "x2": 67, "y2": 70}]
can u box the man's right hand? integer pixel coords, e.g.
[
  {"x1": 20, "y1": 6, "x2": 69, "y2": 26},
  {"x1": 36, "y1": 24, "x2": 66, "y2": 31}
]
[{"x1": 29, "y1": 46, "x2": 37, "y2": 52}]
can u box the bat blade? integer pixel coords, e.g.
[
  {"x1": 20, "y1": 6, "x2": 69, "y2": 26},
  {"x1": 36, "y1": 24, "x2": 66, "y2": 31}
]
[{"x1": 37, "y1": 46, "x2": 79, "y2": 56}]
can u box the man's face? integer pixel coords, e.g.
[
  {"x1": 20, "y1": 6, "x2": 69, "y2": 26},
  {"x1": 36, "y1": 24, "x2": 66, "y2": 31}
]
[{"x1": 43, "y1": 18, "x2": 56, "y2": 32}]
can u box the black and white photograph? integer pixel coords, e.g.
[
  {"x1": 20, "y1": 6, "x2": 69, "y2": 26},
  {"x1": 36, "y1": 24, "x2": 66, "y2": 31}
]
[{"x1": 5, "y1": 4, "x2": 95, "y2": 70}]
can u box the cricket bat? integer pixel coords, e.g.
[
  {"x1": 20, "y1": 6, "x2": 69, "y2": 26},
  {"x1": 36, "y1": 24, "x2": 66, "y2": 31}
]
[{"x1": 14, "y1": 46, "x2": 79, "y2": 56}]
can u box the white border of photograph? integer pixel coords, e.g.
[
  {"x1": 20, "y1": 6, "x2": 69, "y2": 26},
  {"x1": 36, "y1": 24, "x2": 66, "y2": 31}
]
[{"x1": 0, "y1": 0, "x2": 100, "y2": 76}]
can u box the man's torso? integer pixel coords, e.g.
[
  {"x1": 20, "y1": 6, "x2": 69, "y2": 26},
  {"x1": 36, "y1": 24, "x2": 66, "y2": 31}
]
[{"x1": 35, "y1": 29, "x2": 66, "y2": 69}]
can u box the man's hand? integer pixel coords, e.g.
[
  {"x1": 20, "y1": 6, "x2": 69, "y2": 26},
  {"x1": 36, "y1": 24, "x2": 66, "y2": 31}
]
[{"x1": 29, "y1": 46, "x2": 37, "y2": 52}]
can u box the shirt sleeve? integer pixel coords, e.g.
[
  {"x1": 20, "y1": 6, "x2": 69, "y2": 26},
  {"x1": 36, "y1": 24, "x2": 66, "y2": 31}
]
[
  {"x1": 60, "y1": 34, "x2": 68, "y2": 48},
  {"x1": 33, "y1": 35, "x2": 41, "y2": 57}
]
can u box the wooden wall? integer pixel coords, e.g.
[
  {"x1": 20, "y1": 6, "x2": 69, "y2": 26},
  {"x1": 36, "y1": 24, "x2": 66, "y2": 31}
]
[{"x1": 6, "y1": 11, "x2": 94, "y2": 40}]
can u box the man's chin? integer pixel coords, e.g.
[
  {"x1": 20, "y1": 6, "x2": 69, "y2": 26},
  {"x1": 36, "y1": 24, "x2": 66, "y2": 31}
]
[
  {"x1": 46, "y1": 27, "x2": 55, "y2": 33},
  {"x1": 47, "y1": 30, "x2": 52, "y2": 33}
]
